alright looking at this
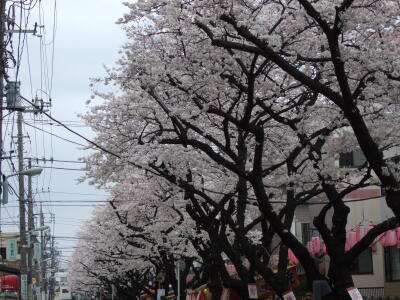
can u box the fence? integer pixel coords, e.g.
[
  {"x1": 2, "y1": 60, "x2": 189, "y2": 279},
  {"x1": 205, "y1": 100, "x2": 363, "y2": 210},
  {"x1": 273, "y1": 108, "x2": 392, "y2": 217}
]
[
  {"x1": 359, "y1": 287, "x2": 385, "y2": 298},
  {"x1": 364, "y1": 297, "x2": 400, "y2": 300}
]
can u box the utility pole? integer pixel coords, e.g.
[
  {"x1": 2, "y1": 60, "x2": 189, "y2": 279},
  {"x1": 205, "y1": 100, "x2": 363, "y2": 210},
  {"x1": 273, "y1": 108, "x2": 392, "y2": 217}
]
[
  {"x1": 49, "y1": 235, "x2": 55, "y2": 300},
  {"x1": 18, "y1": 110, "x2": 28, "y2": 300},
  {"x1": 0, "y1": 0, "x2": 7, "y2": 246},
  {"x1": 28, "y1": 158, "x2": 34, "y2": 300},
  {"x1": 40, "y1": 204, "x2": 45, "y2": 300},
  {"x1": 0, "y1": 0, "x2": 7, "y2": 199}
]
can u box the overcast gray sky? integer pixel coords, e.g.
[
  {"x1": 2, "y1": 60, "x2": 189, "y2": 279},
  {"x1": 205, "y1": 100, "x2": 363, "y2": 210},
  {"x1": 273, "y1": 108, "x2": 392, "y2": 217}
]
[{"x1": 2, "y1": 0, "x2": 129, "y2": 263}]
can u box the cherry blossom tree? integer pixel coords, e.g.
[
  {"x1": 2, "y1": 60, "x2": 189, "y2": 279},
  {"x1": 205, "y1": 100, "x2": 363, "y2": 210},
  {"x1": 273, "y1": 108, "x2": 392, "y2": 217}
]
[
  {"x1": 81, "y1": 1, "x2": 400, "y2": 299},
  {"x1": 68, "y1": 204, "x2": 154, "y2": 300},
  {"x1": 71, "y1": 172, "x2": 229, "y2": 300}
]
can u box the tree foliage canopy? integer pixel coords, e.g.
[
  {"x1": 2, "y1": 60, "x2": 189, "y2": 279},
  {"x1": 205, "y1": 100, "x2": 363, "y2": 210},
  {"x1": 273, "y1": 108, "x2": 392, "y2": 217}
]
[{"x1": 70, "y1": 1, "x2": 400, "y2": 299}]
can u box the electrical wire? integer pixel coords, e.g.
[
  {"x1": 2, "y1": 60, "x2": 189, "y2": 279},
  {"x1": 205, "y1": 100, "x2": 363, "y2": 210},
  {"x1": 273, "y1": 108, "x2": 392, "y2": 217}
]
[
  {"x1": 48, "y1": 0, "x2": 57, "y2": 95},
  {"x1": 53, "y1": 217, "x2": 86, "y2": 221},
  {"x1": 27, "y1": 158, "x2": 85, "y2": 164},
  {"x1": 32, "y1": 165, "x2": 84, "y2": 171},
  {"x1": 37, "y1": 191, "x2": 106, "y2": 196},
  {"x1": 24, "y1": 121, "x2": 86, "y2": 146},
  {"x1": 4, "y1": 205, "x2": 105, "y2": 208},
  {"x1": 25, "y1": 31, "x2": 34, "y2": 98},
  {"x1": 3, "y1": 207, "x2": 19, "y2": 227},
  {"x1": 32, "y1": 200, "x2": 106, "y2": 202},
  {"x1": 20, "y1": 96, "x2": 122, "y2": 158},
  {"x1": 0, "y1": 0, "x2": 58, "y2": 229},
  {"x1": 14, "y1": 0, "x2": 27, "y2": 81}
]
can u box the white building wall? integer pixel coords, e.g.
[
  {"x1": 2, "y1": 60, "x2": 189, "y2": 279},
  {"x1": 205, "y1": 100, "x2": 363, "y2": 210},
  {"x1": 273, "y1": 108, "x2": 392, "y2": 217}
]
[{"x1": 346, "y1": 194, "x2": 385, "y2": 288}]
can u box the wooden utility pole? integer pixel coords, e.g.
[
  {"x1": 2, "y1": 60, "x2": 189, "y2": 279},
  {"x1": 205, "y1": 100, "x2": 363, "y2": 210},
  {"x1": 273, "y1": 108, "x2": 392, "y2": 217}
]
[
  {"x1": 40, "y1": 204, "x2": 45, "y2": 300},
  {"x1": 0, "y1": 0, "x2": 7, "y2": 199},
  {"x1": 28, "y1": 158, "x2": 34, "y2": 300},
  {"x1": 18, "y1": 109, "x2": 28, "y2": 300}
]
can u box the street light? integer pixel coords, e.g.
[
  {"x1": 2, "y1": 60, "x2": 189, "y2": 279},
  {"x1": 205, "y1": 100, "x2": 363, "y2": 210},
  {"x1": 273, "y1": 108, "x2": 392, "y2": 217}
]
[
  {"x1": 31, "y1": 225, "x2": 50, "y2": 233},
  {"x1": 28, "y1": 225, "x2": 50, "y2": 239},
  {"x1": 27, "y1": 226, "x2": 50, "y2": 248},
  {"x1": 2, "y1": 167, "x2": 43, "y2": 204},
  {"x1": 18, "y1": 168, "x2": 43, "y2": 177}
]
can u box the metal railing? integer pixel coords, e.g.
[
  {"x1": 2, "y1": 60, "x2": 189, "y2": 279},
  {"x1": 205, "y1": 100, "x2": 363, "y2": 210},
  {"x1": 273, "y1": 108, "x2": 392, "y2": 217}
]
[{"x1": 358, "y1": 287, "x2": 384, "y2": 298}]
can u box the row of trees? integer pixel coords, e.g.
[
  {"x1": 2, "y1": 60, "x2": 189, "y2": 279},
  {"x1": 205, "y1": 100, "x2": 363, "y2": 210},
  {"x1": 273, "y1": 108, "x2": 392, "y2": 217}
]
[{"x1": 69, "y1": 1, "x2": 400, "y2": 299}]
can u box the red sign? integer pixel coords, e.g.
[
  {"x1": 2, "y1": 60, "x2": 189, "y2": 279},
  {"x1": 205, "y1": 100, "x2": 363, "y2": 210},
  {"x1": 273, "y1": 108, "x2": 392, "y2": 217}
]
[{"x1": 0, "y1": 275, "x2": 20, "y2": 291}]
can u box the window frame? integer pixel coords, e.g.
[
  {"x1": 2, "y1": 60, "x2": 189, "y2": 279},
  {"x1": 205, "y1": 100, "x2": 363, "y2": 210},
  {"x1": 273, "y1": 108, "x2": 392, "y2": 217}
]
[
  {"x1": 0, "y1": 247, "x2": 6, "y2": 260},
  {"x1": 339, "y1": 149, "x2": 366, "y2": 168},
  {"x1": 384, "y1": 246, "x2": 400, "y2": 282},
  {"x1": 351, "y1": 247, "x2": 374, "y2": 275},
  {"x1": 301, "y1": 223, "x2": 311, "y2": 245}
]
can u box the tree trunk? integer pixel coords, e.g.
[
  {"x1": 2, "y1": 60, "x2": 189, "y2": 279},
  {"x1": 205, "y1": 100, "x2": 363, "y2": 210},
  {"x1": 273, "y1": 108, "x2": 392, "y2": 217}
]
[
  {"x1": 324, "y1": 261, "x2": 354, "y2": 300},
  {"x1": 207, "y1": 280, "x2": 222, "y2": 300},
  {"x1": 116, "y1": 289, "x2": 132, "y2": 300}
]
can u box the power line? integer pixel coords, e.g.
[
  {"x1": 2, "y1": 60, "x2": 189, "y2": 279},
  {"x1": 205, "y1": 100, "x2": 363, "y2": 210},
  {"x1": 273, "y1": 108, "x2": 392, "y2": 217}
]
[
  {"x1": 32, "y1": 165, "x2": 84, "y2": 171},
  {"x1": 19, "y1": 96, "x2": 163, "y2": 185},
  {"x1": 57, "y1": 247, "x2": 78, "y2": 249},
  {"x1": 53, "y1": 223, "x2": 80, "y2": 227},
  {"x1": 27, "y1": 158, "x2": 85, "y2": 164},
  {"x1": 24, "y1": 121, "x2": 86, "y2": 147},
  {"x1": 49, "y1": 0, "x2": 57, "y2": 96},
  {"x1": 3, "y1": 207, "x2": 19, "y2": 227},
  {"x1": 5, "y1": 119, "x2": 85, "y2": 123},
  {"x1": 37, "y1": 191, "x2": 106, "y2": 196},
  {"x1": 34, "y1": 200, "x2": 107, "y2": 203},
  {"x1": 21, "y1": 96, "x2": 123, "y2": 160},
  {"x1": 25, "y1": 27, "x2": 33, "y2": 98},
  {"x1": 5, "y1": 204, "x2": 105, "y2": 207},
  {"x1": 53, "y1": 217, "x2": 86, "y2": 221}
]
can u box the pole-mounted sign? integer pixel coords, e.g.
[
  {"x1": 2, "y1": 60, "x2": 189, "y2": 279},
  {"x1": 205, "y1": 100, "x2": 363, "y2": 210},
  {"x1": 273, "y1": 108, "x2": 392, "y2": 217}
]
[{"x1": 6, "y1": 238, "x2": 17, "y2": 261}]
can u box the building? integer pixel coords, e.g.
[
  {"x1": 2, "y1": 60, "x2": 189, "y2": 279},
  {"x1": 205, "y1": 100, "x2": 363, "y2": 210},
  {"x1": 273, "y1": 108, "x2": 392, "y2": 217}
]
[
  {"x1": 54, "y1": 271, "x2": 72, "y2": 300},
  {"x1": 293, "y1": 148, "x2": 400, "y2": 297},
  {"x1": 0, "y1": 232, "x2": 21, "y2": 272}
]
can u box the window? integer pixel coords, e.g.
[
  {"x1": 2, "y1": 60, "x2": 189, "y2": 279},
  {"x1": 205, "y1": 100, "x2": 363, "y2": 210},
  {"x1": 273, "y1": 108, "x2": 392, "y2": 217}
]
[
  {"x1": 0, "y1": 247, "x2": 6, "y2": 259},
  {"x1": 386, "y1": 155, "x2": 400, "y2": 175},
  {"x1": 300, "y1": 223, "x2": 319, "y2": 245},
  {"x1": 301, "y1": 223, "x2": 311, "y2": 245},
  {"x1": 351, "y1": 248, "x2": 373, "y2": 274},
  {"x1": 385, "y1": 246, "x2": 400, "y2": 281},
  {"x1": 381, "y1": 156, "x2": 400, "y2": 196},
  {"x1": 339, "y1": 149, "x2": 366, "y2": 168}
]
